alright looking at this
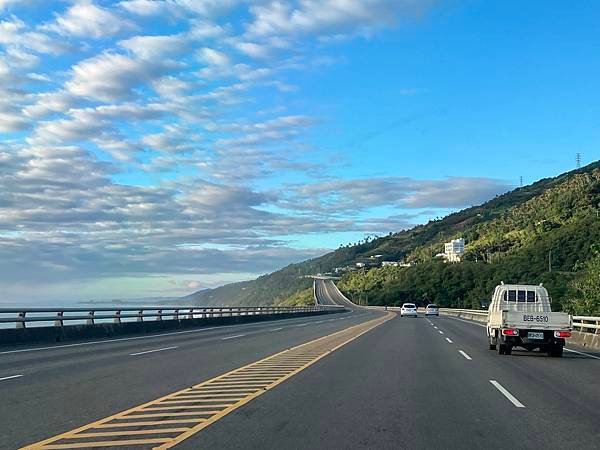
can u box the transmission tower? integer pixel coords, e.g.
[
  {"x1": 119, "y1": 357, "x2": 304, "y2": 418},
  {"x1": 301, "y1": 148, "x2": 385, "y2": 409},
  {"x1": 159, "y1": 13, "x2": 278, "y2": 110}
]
[
  {"x1": 519, "y1": 176, "x2": 523, "y2": 187},
  {"x1": 576, "y1": 152, "x2": 582, "y2": 169}
]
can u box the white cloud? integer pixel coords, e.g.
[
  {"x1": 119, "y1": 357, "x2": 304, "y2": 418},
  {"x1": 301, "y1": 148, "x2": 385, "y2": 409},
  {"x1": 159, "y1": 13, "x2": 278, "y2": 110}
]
[
  {"x1": 198, "y1": 47, "x2": 231, "y2": 67},
  {"x1": 280, "y1": 177, "x2": 511, "y2": 214},
  {"x1": 0, "y1": 16, "x2": 71, "y2": 54},
  {"x1": 65, "y1": 52, "x2": 178, "y2": 101},
  {"x1": 118, "y1": 0, "x2": 168, "y2": 16},
  {"x1": 119, "y1": 34, "x2": 190, "y2": 59},
  {"x1": 24, "y1": 91, "x2": 78, "y2": 119},
  {"x1": 48, "y1": 1, "x2": 136, "y2": 39},
  {"x1": 119, "y1": 0, "x2": 241, "y2": 18},
  {"x1": 235, "y1": 41, "x2": 272, "y2": 59},
  {"x1": 5, "y1": 47, "x2": 39, "y2": 68},
  {"x1": 142, "y1": 124, "x2": 199, "y2": 154},
  {"x1": 0, "y1": 111, "x2": 30, "y2": 132},
  {"x1": 246, "y1": 0, "x2": 435, "y2": 38}
]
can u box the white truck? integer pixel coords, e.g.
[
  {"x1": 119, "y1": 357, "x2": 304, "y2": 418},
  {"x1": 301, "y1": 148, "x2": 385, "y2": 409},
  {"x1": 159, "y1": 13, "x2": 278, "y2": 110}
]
[{"x1": 486, "y1": 283, "x2": 572, "y2": 357}]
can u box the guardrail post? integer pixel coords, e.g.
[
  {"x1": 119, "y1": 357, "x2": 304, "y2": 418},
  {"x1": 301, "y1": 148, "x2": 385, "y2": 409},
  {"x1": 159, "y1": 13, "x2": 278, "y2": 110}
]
[
  {"x1": 114, "y1": 310, "x2": 122, "y2": 324},
  {"x1": 87, "y1": 311, "x2": 95, "y2": 325},
  {"x1": 17, "y1": 311, "x2": 26, "y2": 329},
  {"x1": 157, "y1": 309, "x2": 163, "y2": 321},
  {"x1": 188, "y1": 309, "x2": 194, "y2": 320},
  {"x1": 137, "y1": 310, "x2": 144, "y2": 322},
  {"x1": 54, "y1": 311, "x2": 64, "y2": 327},
  {"x1": 173, "y1": 309, "x2": 179, "y2": 321}
]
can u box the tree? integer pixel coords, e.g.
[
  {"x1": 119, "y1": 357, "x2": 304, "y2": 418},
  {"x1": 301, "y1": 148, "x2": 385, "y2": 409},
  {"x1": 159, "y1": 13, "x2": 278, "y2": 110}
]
[{"x1": 564, "y1": 255, "x2": 600, "y2": 315}]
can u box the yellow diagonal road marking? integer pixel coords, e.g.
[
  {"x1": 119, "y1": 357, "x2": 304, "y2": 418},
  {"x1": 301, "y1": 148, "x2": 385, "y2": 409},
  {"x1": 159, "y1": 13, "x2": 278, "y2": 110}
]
[{"x1": 22, "y1": 311, "x2": 394, "y2": 450}]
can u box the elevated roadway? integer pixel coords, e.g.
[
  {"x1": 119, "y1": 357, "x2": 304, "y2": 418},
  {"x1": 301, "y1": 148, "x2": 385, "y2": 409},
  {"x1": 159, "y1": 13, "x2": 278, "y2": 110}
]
[{"x1": 1, "y1": 282, "x2": 597, "y2": 449}]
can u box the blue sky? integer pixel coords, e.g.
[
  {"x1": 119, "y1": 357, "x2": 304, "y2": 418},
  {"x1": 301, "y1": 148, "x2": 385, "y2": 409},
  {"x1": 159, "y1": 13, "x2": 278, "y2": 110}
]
[{"x1": 0, "y1": 0, "x2": 598, "y2": 303}]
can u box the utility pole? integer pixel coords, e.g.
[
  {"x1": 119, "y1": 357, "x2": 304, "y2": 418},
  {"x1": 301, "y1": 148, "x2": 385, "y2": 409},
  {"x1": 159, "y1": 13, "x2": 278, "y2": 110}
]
[{"x1": 576, "y1": 152, "x2": 582, "y2": 169}]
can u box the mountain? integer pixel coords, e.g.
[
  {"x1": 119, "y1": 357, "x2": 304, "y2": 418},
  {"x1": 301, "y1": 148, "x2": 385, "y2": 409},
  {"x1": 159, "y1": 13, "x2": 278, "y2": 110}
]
[{"x1": 183, "y1": 161, "x2": 600, "y2": 311}]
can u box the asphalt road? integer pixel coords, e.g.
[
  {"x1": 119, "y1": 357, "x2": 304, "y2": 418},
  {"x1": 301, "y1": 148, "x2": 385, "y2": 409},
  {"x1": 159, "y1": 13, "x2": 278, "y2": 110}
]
[
  {"x1": 182, "y1": 313, "x2": 600, "y2": 450},
  {"x1": 315, "y1": 278, "x2": 356, "y2": 308},
  {"x1": 2, "y1": 281, "x2": 598, "y2": 449},
  {"x1": 1, "y1": 306, "x2": 380, "y2": 449}
]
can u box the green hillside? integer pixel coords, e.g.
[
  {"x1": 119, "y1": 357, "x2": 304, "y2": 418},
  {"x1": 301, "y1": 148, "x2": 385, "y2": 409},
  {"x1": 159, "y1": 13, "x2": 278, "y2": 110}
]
[{"x1": 184, "y1": 162, "x2": 600, "y2": 313}]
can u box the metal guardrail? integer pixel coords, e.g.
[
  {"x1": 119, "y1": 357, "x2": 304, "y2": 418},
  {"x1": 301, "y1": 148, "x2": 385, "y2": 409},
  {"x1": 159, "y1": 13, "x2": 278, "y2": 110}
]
[
  {"x1": 0, "y1": 305, "x2": 343, "y2": 329},
  {"x1": 572, "y1": 316, "x2": 600, "y2": 333},
  {"x1": 439, "y1": 308, "x2": 600, "y2": 334}
]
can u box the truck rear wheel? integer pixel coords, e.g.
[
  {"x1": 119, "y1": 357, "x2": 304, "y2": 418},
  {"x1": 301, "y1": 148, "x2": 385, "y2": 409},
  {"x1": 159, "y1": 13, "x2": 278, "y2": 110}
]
[
  {"x1": 497, "y1": 342, "x2": 506, "y2": 355},
  {"x1": 548, "y1": 345, "x2": 563, "y2": 358}
]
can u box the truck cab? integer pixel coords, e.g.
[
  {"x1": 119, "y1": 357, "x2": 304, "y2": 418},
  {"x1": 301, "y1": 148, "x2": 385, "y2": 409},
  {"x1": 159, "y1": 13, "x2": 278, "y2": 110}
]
[{"x1": 486, "y1": 284, "x2": 572, "y2": 357}]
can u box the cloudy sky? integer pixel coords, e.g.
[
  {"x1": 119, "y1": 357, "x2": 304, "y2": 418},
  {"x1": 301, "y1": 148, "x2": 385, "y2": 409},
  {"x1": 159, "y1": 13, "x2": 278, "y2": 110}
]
[{"x1": 1, "y1": 1, "x2": 599, "y2": 303}]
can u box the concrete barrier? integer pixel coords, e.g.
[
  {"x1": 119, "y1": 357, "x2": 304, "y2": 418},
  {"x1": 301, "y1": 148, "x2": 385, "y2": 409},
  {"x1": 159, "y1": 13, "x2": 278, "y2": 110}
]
[{"x1": 0, "y1": 309, "x2": 346, "y2": 347}]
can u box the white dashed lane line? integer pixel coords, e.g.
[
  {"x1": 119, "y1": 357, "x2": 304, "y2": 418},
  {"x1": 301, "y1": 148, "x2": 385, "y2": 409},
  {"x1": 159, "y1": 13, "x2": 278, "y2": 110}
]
[
  {"x1": 220, "y1": 334, "x2": 246, "y2": 341},
  {"x1": 0, "y1": 374, "x2": 23, "y2": 382},
  {"x1": 129, "y1": 346, "x2": 178, "y2": 356},
  {"x1": 458, "y1": 350, "x2": 472, "y2": 360},
  {"x1": 489, "y1": 380, "x2": 526, "y2": 408},
  {"x1": 445, "y1": 337, "x2": 453, "y2": 344}
]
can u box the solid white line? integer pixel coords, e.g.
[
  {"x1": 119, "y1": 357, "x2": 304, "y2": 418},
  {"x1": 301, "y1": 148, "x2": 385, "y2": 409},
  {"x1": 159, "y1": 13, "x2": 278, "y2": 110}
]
[
  {"x1": 221, "y1": 334, "x2": 246, "y2": 341},
  {"x1": 489, "y1": 380, "x2": 525, "y2": 408},
  {"x1": 269, "y1": 327, "x2": 283, "y2": 332},
  {"x1": 564, "y1": 348, "x2": 600, "y2": 360},
  {"x1": 444, "y1": 315, "x2": 486, "y2": 328},
  {"x1": 295, "y1": 323, "x2": 308, "y2": 327},
  {"x1": 458, "y1": 350, "x2": 472, "y2": 360},
  {"x1": 438, "y1": 330, "x2": 444, "y2": 335},
  {"x1": 445, "y1": 337, "x2": 453, "y2": 344},
  {"x1": 0, "y1": 374, "x2": 23, "y2": 382},
  {"x1": 130, "y1": 346, "x2": 178, "y2": 356}
]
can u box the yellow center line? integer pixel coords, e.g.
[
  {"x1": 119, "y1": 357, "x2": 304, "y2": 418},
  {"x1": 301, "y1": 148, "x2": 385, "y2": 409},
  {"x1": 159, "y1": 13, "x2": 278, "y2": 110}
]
[{"x1": 21, "y1": 311, "x2": 394, "y2": 450}]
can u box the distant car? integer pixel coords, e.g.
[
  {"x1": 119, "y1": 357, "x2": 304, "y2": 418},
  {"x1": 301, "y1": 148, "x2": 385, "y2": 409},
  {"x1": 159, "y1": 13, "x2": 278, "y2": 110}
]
[
  {"x1": 400, "y1": 303, "x2": 418, "y2": 317},
  {"x1": 425, "y1": 304, "x2": 439, "y2": 316}
]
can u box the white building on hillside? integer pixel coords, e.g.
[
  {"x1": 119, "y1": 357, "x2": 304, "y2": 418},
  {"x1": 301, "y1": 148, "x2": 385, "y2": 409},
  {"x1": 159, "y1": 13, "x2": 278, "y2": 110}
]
[{"x1": 444, "y1": 238, "x2": 465, "y2": 262}]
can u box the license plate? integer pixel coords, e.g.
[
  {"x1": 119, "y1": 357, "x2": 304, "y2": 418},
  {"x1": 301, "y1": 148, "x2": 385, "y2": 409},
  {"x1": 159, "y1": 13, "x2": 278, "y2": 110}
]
[{"x1": 527, "y1": 332, "x2": 544, "y2": 340}]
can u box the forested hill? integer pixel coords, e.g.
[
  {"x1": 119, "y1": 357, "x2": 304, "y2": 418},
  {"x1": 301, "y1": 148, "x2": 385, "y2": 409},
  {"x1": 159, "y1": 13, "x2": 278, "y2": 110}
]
[{"x1": 183, "y1": 161, "x2": 600, "y2": 313}]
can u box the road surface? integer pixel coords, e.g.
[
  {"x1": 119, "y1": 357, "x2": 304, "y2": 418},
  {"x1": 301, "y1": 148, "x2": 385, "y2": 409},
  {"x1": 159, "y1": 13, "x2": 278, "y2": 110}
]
[{"x1": 1, "y1": 283, "x2": 598, "y2": 449}]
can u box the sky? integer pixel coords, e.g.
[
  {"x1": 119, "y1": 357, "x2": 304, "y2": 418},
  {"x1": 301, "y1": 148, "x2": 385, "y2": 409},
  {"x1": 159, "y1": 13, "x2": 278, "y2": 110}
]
[{"x1": 1, "y1": 0, "x2": 599, "y2": 303}]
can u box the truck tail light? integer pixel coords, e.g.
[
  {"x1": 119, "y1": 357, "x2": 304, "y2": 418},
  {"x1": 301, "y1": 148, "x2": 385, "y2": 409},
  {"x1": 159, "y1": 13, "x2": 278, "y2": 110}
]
[
  {"x1": 501, "y1": 328, "x2": 519, "y2": 336},
  {"x1": 554, "y1": 331, "x2": 571, "y2": 338}
]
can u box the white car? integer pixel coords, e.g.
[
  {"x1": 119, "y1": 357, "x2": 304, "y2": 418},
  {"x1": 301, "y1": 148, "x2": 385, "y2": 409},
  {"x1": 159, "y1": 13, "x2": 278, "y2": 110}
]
[
  {"x1": 425, "y1": 304, "x2": 439, "y2": 316},
  {"x1": 400, "y1": 303, "x2": 418, "y2": 317}
]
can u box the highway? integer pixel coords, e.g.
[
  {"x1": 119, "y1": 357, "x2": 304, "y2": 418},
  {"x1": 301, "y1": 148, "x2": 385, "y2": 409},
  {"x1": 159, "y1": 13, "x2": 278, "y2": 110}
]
[
  {"x1": 314, "y1": 277, "x2": 357, "y2": 308},
  {"x1": 0, "y1": 282, "x2": 598, "y2": 449}
]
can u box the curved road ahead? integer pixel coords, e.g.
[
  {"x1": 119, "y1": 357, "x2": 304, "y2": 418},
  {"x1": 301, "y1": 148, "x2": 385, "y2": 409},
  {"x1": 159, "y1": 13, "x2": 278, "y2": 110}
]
[{"x1": 1, "y1": 282, "x2": 598, "y2": 449}]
